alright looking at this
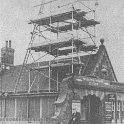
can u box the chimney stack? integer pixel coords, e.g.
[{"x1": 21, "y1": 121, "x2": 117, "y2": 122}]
[
  {"x1": 1, "y1": 40, "x2": 15, "y2": 66},
  {"x1": 9, "y1": 40, "x2": 11, "y2": 48}
]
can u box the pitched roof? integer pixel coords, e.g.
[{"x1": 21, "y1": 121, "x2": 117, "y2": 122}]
[
  {"x1": 1, "y1": 43, "x2": 117, "y2": 93},
  {"x1": 81, "y1": 54, "x2": 99, "y2": 76}
]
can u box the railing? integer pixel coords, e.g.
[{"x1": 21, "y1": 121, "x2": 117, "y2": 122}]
[
  {"x1": 0, "y1": 118, "x2": 94, "y2": 124},
  {"x1": 0, "y1": 117, "x2": 56, "y2": 122},
  {"x1": 0, "y1": 118, "x2": 64, "y2": 124}
]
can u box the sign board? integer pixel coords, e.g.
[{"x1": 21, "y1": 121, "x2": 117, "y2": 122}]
[
  {"x1": 105, "y1": 102, "x2": 112, "y2": 121},
  {"x1": 108, "y1": 94, "x2": 116, "y2": 101},
  {"x1": 72, "y1": 100, "x2": 81, "y2": 113}
]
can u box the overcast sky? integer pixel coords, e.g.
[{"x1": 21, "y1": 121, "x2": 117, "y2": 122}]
[{"x1": 0, "y1": 0, "x2": 124, "y2": 82}]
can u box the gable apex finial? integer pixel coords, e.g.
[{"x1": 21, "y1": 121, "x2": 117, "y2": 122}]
[{"x1": 100, "y1": 38, "x2": 104, "y2": 45}]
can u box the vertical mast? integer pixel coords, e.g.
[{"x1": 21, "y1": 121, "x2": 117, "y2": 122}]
[
  {"x1": 0, "y1": 69, "x2": 2, "y2": 118},
  {"x1": 49, "y1": 6, "x2": 52, "y2": 92},
  {"x1": 71, "y1": 8, "x2": 74, "y2": 74}
]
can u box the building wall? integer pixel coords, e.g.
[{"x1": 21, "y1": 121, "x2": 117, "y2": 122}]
[
  {"x1": 54, "y1": 86, "x2": 124, "y2": 124},
  {"x1": 48, "y1": 97, "x2": 55, "y2": 118},
  {"x1": 16, "y1": 98, "x2": 27, "y2": 119},
  {"x1": 106, "y1": 92, "x2": 124, "y2": 123},
  {"x1": 29, "y1": 97, "x2": 40, "y2": 119},
  {"x1": 41, "y1": 96, "x2": 55, "y2": 120},
  {"x1": 6, "y1": 98, "x2": 15, "y2": 117},
  {"x1": 42, "y1": 97, "x2": 48, "y2": 119},
  {"x1": 0, "y1": 99, "x2": 5, "y2": 118},
  {"x1": 0, "y1": 96, "x2": 56, "y2": 121}
]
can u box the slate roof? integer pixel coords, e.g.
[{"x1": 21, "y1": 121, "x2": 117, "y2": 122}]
[{"x1": 0, "y1": 43, "x2": 117, "y2": 93}]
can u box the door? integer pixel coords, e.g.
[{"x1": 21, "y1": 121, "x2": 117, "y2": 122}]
[{"x1": 82, "y1": 94, "x2": 102, "y2": 124}]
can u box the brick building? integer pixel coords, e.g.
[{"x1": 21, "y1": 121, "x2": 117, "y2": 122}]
[
  {"x1": 0, "y1": 3, "x2": 124, "y2": 124},
  {"x1": 0, "y1": 39, "x2": 124, "y2": 124}
]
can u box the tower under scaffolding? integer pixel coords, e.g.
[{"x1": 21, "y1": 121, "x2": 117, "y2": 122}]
[
  {"x1": 1, "y1": 1, "x2": 124, "y2": 123},
  {"x1": 14, "y1": 0, "x2": 100, "y2": 94}
]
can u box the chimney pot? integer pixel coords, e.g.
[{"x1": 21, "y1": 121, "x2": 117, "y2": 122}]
[
  {"x1": 6, "y1": 41, "x2": 8, "y2": 48},
  {"x1": 9, "y1": 40, "x2": 11, "y2": 48}
]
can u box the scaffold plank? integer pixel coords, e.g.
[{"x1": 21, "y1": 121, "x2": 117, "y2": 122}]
[
  {"x1": 80, "y1": 44, "x2": 97, "y2": 52},
  {"x1": 29, "y1": 10, "x2": 87, "y2": 25},
  {"x1": 31, "y1": 39, "x2": 85, "y2": 53},
  {"x1": 48, "y1": 19, "x2": 100, "y2": 33},
  {"x1": 31, "y1": 38, "x2": 97, "y2": 56},
  {"x1": 31, "y1": 62, "x2": 84, "y2": 71}
]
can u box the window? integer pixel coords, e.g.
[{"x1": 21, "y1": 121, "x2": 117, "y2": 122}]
[
  {"x1": 122, "y1": 101, "x2": 124, "y2": 111},
  {"x1": 111, "y1": 101, "x2": 115, "y2": 120},
  {"x1": 117, "y1": 101, "x2": 120, "y2": 111},
  {"x1": 112, "y1": 101, "x2": 115, "y2": 111}
]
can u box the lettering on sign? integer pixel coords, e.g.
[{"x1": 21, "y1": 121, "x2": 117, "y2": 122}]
[
  {"x1": 105, "y1": 102, "x2": 112, "y2": 121},
  {"x1": 72, "y1": 100, "x2": 81, "y2": 113},
  {"x1": 108, "y1": 94, "x2": 116, "y2": 101}
]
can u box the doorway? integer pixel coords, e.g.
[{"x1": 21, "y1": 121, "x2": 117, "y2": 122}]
[{"x1": 82, "y1": 94, "x2": 102, "y2": 124}]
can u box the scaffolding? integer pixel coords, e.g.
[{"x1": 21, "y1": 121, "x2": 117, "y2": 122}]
[{"x1": 14, "y1": 0, "x2": 100, "y2": 94}]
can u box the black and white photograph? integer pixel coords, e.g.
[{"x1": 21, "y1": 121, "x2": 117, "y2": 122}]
[{"x1": 0, "y1": 0, "x2": 124, "y2": 124}]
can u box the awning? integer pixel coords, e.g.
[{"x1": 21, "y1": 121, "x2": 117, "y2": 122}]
[{"x1": 74, "y1": 76, "x2": 124, "y2": 93}]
